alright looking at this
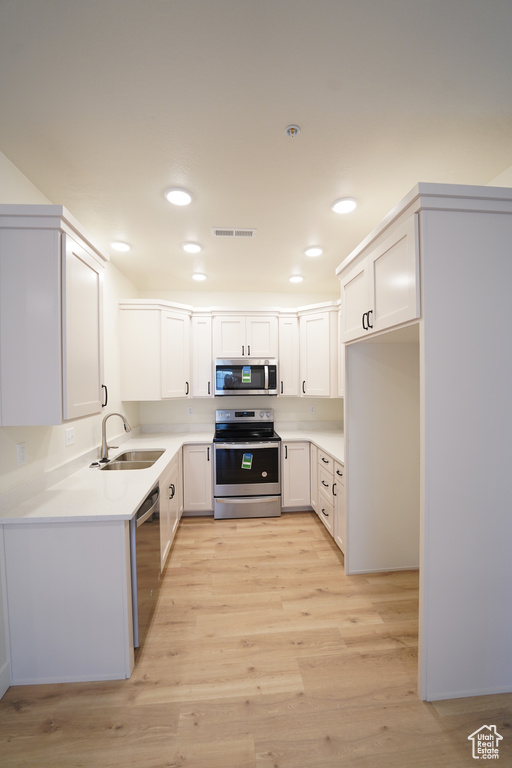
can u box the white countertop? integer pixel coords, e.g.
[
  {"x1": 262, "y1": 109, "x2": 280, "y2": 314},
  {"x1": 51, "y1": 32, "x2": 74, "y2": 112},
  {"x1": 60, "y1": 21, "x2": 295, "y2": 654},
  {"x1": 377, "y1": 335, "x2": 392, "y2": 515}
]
[{"x1": 0, "y1": 428, "x2": 343, "y2": 525}]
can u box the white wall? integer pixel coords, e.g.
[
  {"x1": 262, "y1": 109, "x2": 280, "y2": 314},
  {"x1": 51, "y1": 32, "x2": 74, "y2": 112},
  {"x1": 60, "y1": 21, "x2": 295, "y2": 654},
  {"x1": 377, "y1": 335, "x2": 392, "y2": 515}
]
[{"x1": 489, "y1": 163, "x2": 512, "y2": 187}]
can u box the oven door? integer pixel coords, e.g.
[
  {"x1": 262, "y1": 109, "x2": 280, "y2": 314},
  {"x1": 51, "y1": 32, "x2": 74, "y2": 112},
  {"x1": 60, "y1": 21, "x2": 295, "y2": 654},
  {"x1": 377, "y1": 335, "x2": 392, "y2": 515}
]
[{"x1": 213, "y1": 441, "x2": 281, "y2": 497}]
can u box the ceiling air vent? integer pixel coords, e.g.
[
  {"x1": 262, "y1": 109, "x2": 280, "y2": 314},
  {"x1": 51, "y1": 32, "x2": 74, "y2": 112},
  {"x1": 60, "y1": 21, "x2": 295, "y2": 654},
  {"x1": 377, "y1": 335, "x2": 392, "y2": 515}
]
[{"x1": 211, "y1": 228, "x2": 257, "y2": 238}]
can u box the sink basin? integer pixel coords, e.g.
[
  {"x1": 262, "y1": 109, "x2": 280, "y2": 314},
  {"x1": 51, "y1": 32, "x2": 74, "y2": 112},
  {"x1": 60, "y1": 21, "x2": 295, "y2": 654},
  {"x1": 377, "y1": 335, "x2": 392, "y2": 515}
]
[
  {"x1": 101, "y1": 460, "x2": 156, "y2": 471},
  {"x1": 112, "y1": 450, "x2": 165, "y2": 462},
  {"x1": 99, "y1": 450, "x2": 165, "y2": 470}
]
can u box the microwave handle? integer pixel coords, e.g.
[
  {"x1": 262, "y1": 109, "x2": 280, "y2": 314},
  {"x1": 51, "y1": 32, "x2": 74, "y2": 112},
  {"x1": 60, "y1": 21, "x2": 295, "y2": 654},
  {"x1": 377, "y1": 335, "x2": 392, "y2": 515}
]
[{"x1": 265, "y1": 365, "x2": 268, "y2": 390}]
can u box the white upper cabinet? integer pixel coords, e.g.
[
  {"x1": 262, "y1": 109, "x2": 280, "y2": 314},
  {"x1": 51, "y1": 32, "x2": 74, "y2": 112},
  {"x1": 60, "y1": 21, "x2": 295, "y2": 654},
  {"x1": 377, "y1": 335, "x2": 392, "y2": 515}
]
[
  {"x1": 339, "y1": 216, "x2": 419, "y2": 342},
  {"x1": 120, "y1": 301, "x2": 191, "y2": 400},
  {"x1": 190, "y1": 313, "x2": 213, "y2": 397},
  {"x1": 0, "y1": 205, "x2": 107, "y2": 425},
  {"x1": 278, "y1": 315, "x2": 300, "y2": 396},
  {"x1": 213, "y1": 313, "x2": 278, "y2": 358},
  {"x1": 299, "y1": 305, "x2": 338, "y2": 397},
  {"x1": 161, "y1": 309, "x2": 191, "y2": 398}
]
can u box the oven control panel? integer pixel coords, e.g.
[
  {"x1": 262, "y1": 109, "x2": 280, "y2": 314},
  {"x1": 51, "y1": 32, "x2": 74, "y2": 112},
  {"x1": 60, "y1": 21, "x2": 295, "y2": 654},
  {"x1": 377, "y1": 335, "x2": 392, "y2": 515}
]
[{"x1": 215, "y1": 409, "x2": 273, "y2": 423}]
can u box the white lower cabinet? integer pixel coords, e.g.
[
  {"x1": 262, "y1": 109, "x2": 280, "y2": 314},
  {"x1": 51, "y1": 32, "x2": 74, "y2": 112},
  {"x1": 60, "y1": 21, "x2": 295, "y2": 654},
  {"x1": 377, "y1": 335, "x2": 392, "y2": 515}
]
[
  {"x1": 333, "y1": 461, "x2": 345, "y2": 554},
  {"x1": 316, "y1": 448, "x2": 335, "y2": 535},
  {"x1": 183, "y1": 444, "x2": 213, "y2": 514},
  {"x1": 281, "y1": 441, "x2": 311, "y2": 510},
  {"x1": 310, "y1": 444, "x2": 318, "y2": 512},
  {"x1": 159, "y1": 451, "x2": 180, "y2": 569}
]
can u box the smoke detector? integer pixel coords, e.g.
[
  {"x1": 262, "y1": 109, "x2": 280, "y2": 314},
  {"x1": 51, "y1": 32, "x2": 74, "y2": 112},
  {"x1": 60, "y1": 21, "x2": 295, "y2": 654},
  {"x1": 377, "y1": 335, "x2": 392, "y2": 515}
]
[{"x1": 285, "y1": 124, "x2": 301, "y2": 138}]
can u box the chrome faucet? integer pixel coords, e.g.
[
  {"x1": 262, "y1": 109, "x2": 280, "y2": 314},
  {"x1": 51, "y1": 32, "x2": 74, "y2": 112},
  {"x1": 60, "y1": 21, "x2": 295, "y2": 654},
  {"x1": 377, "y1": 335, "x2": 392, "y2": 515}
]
[{"x1": 100, "y1": 412, "x2": 132, "y2": 462}]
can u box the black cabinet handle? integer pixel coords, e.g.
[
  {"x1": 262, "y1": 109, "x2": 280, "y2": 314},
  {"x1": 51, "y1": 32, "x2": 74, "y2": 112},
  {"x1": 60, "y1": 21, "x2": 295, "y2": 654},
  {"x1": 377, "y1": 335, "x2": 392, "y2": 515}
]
[
  {"x1": 185, "y1": 381, "x2": 189, "y2": 395},
  {"x1": 285, "y1": 445, "x2": 288, "y2": 459},
  {"x1": 208, "y1": 381, "x2": 211, "y2": 395},
  {"x1": 248, "y1": 345, "x2": 251, "y2": 355},
  {"x1": 321, "y1": 480, "x2": 329, "y2": 487},
  {"x1": 336, "y1": 469, "x2": 343, "y2": 477},
  {"x1": 207, "y1": 446, "x2": 210, "y2": 461},
  {"x1": 332, "y1": 483, "x2": 336, "y2": 496},
  {"x1": 367, "y1": 309, "x2": 373, "y2": 329},
  {"x1": 302, "y1": 381, "x2": 306, "y2": 394},
  {"x1": 321, "y1": 457, "x2": 329, "y2": 464},
  {"x1": 280, "y1": 381, "x2": 283, "y2": 394},
  {"x1": 169, "y1": 483, "x2": 175, "y2": 499},
  {"x1": 321, "y1": 508, "x2": 329, "y2": 518},
  {"x1": 101, "y1": 384, "x2": 108, "y2": 407},
  {"x1": 242, "y1": 345, "x2": 244, "y2": 356},
  {"x1": 362, "y1": 312, "x2": 368, "y2": 330}
]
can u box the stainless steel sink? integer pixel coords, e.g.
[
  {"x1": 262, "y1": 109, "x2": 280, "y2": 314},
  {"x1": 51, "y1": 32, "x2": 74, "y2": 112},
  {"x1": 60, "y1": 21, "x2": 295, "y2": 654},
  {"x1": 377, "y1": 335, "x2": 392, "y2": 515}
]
[
  {"x1": 100, "y1": 449, "x2": 165, "y2": 470},
  {"x1": 112, "y1": 450, "x2": 165, "y2": 462},
  {"x1": 101, "y1": 460, "x2": 157, "y2": 471}
]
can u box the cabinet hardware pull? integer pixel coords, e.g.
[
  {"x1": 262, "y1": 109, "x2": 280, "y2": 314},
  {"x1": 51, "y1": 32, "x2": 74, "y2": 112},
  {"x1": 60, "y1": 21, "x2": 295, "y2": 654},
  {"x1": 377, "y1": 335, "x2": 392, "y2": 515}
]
[
  {"x1": 248, "y1": 345, "x2": 250, "y2": 355},
  {"x1": 169, "y1": 483, "x2": 175, "y2": 499},
  {"x1": 101, "y1": 384, "x2": 108, "y2": 407},
  {"x1": 185, "y1": 381, "x2": 189, "y2": 395},
  {"x1": 362, "y1": 312, "x2": 368, "y2": 330},
  {"x1": 302, "y1": 380, "x2": 306, "y2": 394},
  {"x1": 280, "y1": 381, "x2": 283, "y2": 394},
  {"x1": 208, "y1": 381, "x2": 211, "y2": 395},
  {"x1": 242, "y1": 345, "x2": 244, "y2": 356},
  {"x1": 321, "y1": 457, "x2": 329, "y2": 463},
  {"x1": 285, "y1": 445, "x2": 288, "y2": 459},
  {"x1": 321, "y1": 480, "x2": 328, "y2": 487},
  {"x1": 321, "y1": 508, "x2": 328, "y2": 517},
  {"x1": 207, "y1": 446, "x2": 210, "y2": 461},
  {"x1": 367, "y1": 309, "x2": 373, "y2": 329},
  {"x1": 332, "y1": 483, "x2": 336, "y2": 496},
  {"x1": 336, "y1": 469, "x2": 343, "y2": 477}
]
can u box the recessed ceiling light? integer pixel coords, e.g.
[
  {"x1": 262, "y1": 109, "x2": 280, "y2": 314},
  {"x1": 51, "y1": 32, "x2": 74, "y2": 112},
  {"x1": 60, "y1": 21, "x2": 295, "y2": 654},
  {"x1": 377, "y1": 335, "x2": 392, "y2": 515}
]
[
  {"x1": 182, "y1": 242, "x2": 202, "y2": 254},
  {"x1": 289, "y1": 275, "x2": 304, "y2": 284},
  {"x1": 110, "y1": 241, "x2": 131, "y2": 252},
  {"x1": 331, "y1": 197, "x2": 357, "y2": 214},
  {"x1": 304, "y1": 246, "x2": 323, "y2": 257},
  {"x1": 192, "y1": 272, "x2": 206, "y2": 281},
  {"x1": 165, "y1": 188, "x2": 193, "y2": 206}
]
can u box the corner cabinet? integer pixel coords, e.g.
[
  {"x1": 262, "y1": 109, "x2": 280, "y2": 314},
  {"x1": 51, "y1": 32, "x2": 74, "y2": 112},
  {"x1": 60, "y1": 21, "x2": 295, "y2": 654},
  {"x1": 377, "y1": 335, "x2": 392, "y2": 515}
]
[
  {"x1": 120, "y1": 301, "x2": 191, "y2": 400},
  {"x1": 338, "y1": 216, "x2": 419, "y2": 342},
  {"x1": 298, "y1": 305, "x2": 338, "y2": 397},
  {"x1": 0, "y1": 205, "x2": 107, "y2": 426}
]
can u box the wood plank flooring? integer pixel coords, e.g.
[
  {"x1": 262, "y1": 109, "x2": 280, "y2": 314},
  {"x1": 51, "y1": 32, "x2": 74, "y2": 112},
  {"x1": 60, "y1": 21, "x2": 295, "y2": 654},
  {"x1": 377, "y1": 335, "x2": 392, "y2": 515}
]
[{"x1": 1, "y1": 512, "x2": 511, "y2": 767}]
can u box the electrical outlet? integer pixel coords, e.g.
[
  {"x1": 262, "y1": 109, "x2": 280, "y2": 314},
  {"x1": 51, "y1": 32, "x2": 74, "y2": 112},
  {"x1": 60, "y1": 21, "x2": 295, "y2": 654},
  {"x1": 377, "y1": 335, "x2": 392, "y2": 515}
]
[
  {"x1": 16, "y1": 442, "x2": 26, "y2": 465},
  {"x1": 188, "y1": 406, "x2": 193, "y2": 415},
  {"x1": 65, "y1": 427, "x2": 75, "y2": 447},
  {"x1": 309, "y1": 405, "x2": 315, "y2": 414}
]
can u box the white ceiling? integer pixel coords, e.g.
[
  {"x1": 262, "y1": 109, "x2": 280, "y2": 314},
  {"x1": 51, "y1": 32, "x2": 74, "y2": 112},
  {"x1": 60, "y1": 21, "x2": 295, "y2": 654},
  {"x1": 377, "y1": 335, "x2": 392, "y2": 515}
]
[{"x1": 1, "y1": 0, "x2": 512, "y2": 298}]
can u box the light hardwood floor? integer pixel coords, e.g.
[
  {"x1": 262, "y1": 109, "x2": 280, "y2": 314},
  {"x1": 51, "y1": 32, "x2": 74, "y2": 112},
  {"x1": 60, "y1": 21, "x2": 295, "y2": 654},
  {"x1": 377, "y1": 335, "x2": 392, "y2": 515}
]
[{"x1": 1, "y1": 512, "x2": 511, "y2": 767}]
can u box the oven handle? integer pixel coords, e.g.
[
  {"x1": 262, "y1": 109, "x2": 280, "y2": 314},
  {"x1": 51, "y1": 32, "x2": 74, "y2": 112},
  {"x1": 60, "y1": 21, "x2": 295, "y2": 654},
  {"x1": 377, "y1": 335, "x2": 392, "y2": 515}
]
[
  {"x1": 215, "y1": 496, "x2": 280, "y2": 505},
  {"x1": 214, "y1": 442, "x2": 280, "y2": 450}
]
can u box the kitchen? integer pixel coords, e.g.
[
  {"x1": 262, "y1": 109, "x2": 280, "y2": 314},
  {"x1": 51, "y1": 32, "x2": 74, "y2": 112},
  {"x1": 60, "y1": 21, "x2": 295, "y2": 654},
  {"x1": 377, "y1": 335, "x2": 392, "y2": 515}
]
[{"x1": 1, "y1": 1, "x2": 512, "y2": 764}]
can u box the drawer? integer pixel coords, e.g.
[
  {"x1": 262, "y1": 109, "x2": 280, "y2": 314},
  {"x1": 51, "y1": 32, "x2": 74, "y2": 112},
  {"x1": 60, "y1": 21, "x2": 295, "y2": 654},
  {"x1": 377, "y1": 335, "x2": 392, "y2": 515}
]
[
  {"x1": 318, "y1": 449, "x2": 334, "y2": 474},
  {"x1": 319, "y1": 465, "x2": 333, "y2": 495},
  {"x1": 318, "y1": 487, "x2": 334, "y2": 534},
  {"x1": 334, "y1": 461, "x2": 345, "y2": 486}
]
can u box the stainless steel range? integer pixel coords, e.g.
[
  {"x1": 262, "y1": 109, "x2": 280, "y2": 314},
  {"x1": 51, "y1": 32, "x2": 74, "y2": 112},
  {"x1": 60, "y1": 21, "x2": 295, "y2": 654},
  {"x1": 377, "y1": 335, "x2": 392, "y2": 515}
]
[{"x1": 213, "y1": 409, "x2": 281, "y2": 519}]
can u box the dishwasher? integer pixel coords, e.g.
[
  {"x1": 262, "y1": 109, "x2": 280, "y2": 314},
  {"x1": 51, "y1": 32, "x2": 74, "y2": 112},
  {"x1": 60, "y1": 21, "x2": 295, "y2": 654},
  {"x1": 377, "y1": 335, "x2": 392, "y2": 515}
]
[{"x1": 129, "y1": 484, "x2": 161, "y2": 649}]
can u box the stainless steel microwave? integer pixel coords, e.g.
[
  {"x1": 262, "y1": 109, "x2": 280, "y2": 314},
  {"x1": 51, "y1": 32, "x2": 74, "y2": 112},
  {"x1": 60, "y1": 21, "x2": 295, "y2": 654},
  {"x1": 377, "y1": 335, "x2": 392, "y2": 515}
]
[{"x1": 214, "y1": 359, "x2": 278, "y2": 396}]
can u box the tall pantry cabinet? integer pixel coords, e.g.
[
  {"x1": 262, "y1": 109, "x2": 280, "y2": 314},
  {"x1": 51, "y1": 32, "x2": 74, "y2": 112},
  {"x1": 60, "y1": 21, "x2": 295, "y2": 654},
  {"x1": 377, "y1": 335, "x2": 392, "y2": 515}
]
[
  {"x1": 0, "y1": 205, "x2": 107, "y2": 425},
  {"x1": 336, "y1": 183, "x2": 512, "y2": 702}
]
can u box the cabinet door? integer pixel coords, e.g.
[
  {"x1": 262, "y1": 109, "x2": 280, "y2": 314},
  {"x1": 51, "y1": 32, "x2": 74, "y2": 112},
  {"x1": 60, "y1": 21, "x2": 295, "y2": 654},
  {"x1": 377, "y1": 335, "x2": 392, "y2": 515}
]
[
  {"x1": 339, "y1": 258, "x2": 370, "y2": 343},
  {"x1": 161, "y1": 311, "x2": 190, "y2": 398},
  {"x1": 278, "y1": 316, "x2": 300, "y2": 396},
  {"x1": 191, "y1": 314, "x2": 213, "y2": 397},
  {"x1": 370, "y1": 216, "x2": 419, "y2": 334},
  {"x1": 121, "y1": 309, "x2": 161, "y2": 401},
  {"x1": 62, "y1": 234, "x2": 104, "y2": 419},
  {"x1": 183, "y1": 444, "x2": 213, "y2": 513},
  {"x1": 245, "y1": 315, "x2": 278, "y2": 357},
  {"x1": 212, "y1": 315, "x2": 245, "y2": 357},
  {"x1": 299, "y1": 311, "x2": 337, "y2": 397},
  {"x1": 160, "y1": 460, "x2": 179, "y2": 570},
  {"x1": 310, "y1": 443, "x2": 318, "y2": 512},
  {"x1": 333, "y1": 462, "x2": 346, "y2": 554},
  {"x1": 281, "y1": 442, "x2": 311, "y2": 509}
]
